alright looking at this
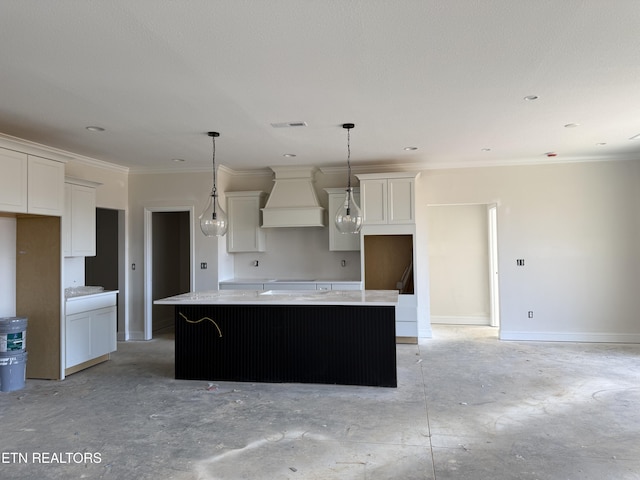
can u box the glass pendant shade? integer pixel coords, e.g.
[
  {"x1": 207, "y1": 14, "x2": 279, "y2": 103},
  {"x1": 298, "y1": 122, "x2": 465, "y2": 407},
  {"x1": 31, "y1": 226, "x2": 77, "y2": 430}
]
[
  {"x1": 200, "y1": 131, "x2": 228, "y2": 237},
  {"x1": 335, "y1": 187, "x2": 363, "y2": 234},
  {"x1": 334, "y1": 123, "x2": 363, "y2": 234},
  {"x1": 199, "y1": 192, "x2": 228, "y2": 237}
]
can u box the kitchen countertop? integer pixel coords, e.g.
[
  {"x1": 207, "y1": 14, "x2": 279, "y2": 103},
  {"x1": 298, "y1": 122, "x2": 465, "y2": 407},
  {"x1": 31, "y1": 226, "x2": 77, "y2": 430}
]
[
  {"x1": 65, "y1": 287, "x2": 119, "y2": 301},
  {"x1": 154, "y1": 289, "x2": 397, "y2": 306}
]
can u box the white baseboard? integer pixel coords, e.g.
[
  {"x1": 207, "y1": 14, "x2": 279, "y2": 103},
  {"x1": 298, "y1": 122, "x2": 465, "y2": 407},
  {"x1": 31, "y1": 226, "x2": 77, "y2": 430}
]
[
  {"x1": 127, "y1": 331, "x2": 146, "y2": 341},
  {"x1": 500, "y1": 330, "x2": 640, "y2": 343},
  {"x1": 431, "y1": 315, "x2": 490, "y2": 326},
  {"x1": 418, "y1": 324, "x2": 433, "y2": 338}
]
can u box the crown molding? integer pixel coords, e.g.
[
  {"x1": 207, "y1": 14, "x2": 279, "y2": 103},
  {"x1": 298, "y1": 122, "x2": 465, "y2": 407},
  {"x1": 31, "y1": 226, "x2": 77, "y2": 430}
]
[{"x1": 0, "y1": 133, "x2": 129, "y2": 173}]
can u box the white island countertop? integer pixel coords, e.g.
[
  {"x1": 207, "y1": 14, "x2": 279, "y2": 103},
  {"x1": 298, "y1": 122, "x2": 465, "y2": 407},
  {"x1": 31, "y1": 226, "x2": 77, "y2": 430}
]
[{"x1": 154, "y1": 289, "x2": 398, "y2": 306}]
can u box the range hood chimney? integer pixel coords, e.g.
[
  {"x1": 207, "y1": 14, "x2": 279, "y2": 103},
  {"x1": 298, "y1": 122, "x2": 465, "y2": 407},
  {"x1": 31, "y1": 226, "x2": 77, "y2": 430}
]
[{"x1": 261, "y1": 166, "x2": 325, "y2": 228}]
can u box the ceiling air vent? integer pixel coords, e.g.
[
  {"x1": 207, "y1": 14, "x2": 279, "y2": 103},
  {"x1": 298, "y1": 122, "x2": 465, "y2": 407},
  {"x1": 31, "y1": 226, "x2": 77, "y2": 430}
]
[{"x1": 270, "y1": 121, "x2": 308, "y2": 128}]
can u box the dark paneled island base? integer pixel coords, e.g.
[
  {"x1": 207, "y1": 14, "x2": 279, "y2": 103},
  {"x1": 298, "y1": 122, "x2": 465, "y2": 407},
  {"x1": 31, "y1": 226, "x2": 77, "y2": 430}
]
[{"x1": 174, "y1": 304, "x2": 397, "y2": 387}]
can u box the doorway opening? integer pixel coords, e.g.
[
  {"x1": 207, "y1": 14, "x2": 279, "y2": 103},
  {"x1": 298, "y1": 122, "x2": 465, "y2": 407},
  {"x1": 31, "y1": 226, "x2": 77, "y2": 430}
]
[
  {"x1": 144, "y1": 206, "x2": 195, "y2": 340},
  {"x1": 85, "y1": 208, "x2": 126, "y2": 340},
  {"x1": 427, "y1": 204, "x2": 500, "y2": 337}
]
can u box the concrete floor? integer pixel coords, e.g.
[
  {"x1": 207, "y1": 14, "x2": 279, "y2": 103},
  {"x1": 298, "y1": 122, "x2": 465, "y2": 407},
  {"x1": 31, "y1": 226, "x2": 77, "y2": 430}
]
[{"x1": 1, "y1": 325, "x2": 639, "y2": 479}]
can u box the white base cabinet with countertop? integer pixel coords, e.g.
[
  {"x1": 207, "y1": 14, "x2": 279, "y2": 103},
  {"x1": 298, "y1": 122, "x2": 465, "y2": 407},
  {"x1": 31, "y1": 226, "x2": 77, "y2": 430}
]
[{"x1": 65, "y1": 291, "x2": 118, "y2": 375}]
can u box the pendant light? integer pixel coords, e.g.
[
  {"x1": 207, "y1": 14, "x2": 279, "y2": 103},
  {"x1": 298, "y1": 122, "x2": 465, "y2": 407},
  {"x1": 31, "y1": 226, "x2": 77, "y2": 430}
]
[
  {"x1": 334, "y1": 123, "x2": 363, "y2": 234},
  {"x1": 199, "y1": 131, "x2": 228, "y2": 237}
]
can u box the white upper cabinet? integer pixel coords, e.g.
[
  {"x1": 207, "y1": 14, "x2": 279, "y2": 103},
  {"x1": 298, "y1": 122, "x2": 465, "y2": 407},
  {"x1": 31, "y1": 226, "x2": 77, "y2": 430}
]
[
  {"x1": 27, "y1": 156, "x2": 65, "y2": 216},
  {"x1": 0, "y1": 148, "x2": 28, "y2": 213},
  {"x1": 63, "y1": 178, "x2": 100, "y2": 257},
  {"x1": 357, "y1": 173, "x2": 418, "y2": 225},
  {"x1": 324, "y1": 188, "x2": 361, "y2": 251},
  {"x1": 226, "y1": 191, "x2": 267, "y2": 253},
  {"x1": 0, "y1": 148, "x2": 64, "y2": 215}
]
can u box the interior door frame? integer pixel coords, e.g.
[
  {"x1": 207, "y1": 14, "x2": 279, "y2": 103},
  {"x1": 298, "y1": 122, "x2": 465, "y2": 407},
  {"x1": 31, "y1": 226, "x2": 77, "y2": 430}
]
[
  {"x1": 143, "y1": 205, "x2": 195, "y2": 340},
  {"x1": 488, "y1": 204, "x2": 500, "y2": 329}
]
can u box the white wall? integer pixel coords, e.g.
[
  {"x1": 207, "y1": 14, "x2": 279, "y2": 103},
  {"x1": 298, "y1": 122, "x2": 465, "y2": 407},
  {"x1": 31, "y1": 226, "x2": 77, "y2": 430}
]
[
  {"x1": 427, "y1": 204, "x2": 490, "y2": 324},
  {"x1": 422, "y1": 159, "x2": 640, "y2": 342}
]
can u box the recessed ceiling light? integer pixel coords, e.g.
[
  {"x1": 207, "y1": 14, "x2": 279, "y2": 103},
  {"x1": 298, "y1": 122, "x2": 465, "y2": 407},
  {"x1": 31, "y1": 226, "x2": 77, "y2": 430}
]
[
  {"x1": 481, "y1": 148, "x2": 491, "y2": 152},
  {"x1": 524, "y1": 95, "x2": 539, "y2": 101},
  {"x1": 172, "y1": 158, "x2": 185, "y2": 163},
  {"x1": 85, "y1": 126, "x2": 105, "y2": 132},
  {"x1": 564, "y1": 123, "x2": 581, "y2": 128},
  {"x1": 596, "y1": 142, "x2": 607, "y2": 146},
  {"x1": 403, "y1": 147, "x2": 418, "y2": 151},
  {"x1": 629, "y1": 133, "x2": 640, "y2": 140},
  {"x1": 283, "y1": 153, "x2": 297, "y2": 158}
]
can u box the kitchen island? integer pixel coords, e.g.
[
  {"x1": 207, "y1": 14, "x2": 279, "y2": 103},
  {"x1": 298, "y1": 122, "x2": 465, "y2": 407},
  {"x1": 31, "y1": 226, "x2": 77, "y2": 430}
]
[{"x1": 154, "y1": 289, "x2": 398, "y2": 387}]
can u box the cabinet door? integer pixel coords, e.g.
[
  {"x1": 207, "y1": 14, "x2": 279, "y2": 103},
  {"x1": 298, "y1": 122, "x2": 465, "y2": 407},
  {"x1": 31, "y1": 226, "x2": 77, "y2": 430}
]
[
  {"x1": 92, "y1": 306, "x2": 117, "y2": 357},
  {"x1": 388, "y1": 178, "x2": 415, "y2": 224},
  {"x1": 227, "y1": 194, "x2": 266, "y2": 252},
  {"x1": 327, "y1": 191, "x2": 360, "y2": 251},
  {"x1": 62, "y1": 184, "x2": 72, "y2": 256},
  {"x1": 361, "y1": 179, "x2": 387, "y2": 225},
  {"x1": 27, "y1": 156, "x2": 64, "y2": 216},
  {"x1": 70, "y1": 184, "x2": 97, "y2": 256},
  {"x1": 0, "y1": 148, "x2": 28, "y2": 213},
  {"x1": 66, "y1": 312, "x2": 92, "y2": 367}
]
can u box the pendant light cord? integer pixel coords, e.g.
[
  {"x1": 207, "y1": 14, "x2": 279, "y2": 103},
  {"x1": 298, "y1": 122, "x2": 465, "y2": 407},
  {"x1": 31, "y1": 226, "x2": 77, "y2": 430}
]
[
  {"x1": 346, "y1": 127, "x2": 352, "y2": 190},
  {"x1": 210, "y1": 133, "x2": 218, "y2": 217},
  {"x1": 211, "y1": 135, "x2": 217, "y2": 198}
]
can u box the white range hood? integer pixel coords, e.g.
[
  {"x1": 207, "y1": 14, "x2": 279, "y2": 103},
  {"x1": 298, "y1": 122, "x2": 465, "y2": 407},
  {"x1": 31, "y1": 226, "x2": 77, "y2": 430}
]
[{"x1": 261, "y1": 166, "x2": 325, "y2": 228}]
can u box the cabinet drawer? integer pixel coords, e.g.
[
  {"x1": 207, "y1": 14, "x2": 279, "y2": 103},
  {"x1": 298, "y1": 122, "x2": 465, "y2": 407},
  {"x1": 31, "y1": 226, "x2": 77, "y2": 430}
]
[
  {"x1": 66, "y1": 293, "x2": 117, "y2": 315},
  {"x1": 219, "y1": 283, "x2": 264, "y2": 290},
  {"x1": 332, "y1": 282, "x2": 362, "y2": 291},
  {"x1": 267, "y1": 283, "x2": 316, "y2": 291}
]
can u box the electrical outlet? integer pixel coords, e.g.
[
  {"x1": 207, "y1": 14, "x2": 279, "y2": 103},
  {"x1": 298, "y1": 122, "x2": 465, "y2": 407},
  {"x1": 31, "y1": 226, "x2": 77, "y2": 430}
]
[
  {"x1": 200, "y1": 262, "x2": 207, "y2": 269},
  {"x1": 528, "y1": 311, "x2": 534, "y2": 318}
]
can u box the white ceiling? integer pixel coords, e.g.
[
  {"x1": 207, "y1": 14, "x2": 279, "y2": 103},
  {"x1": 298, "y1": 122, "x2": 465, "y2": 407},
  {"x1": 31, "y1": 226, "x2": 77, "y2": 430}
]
[{"x1": 2, "y1": 1, "x2": 640, "y2": 173}]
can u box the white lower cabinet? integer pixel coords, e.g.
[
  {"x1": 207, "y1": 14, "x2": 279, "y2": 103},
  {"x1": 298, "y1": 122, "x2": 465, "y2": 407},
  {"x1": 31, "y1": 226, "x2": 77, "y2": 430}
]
[
  {"x1": 316, "y1": 282, "x2": 362, "y2": 291},
  {"x1": 66, "y1": 311, "x2": 93, "y2": 368},
  {"x1": 219, "y1": 281, "x2": 362, "y2": 291},
  {"x1": 65, "y1": 293, "x2": 117, "y2": 372},
  {"x1": 395, "y1": 294, "x2": 418, "y2": 337}
]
